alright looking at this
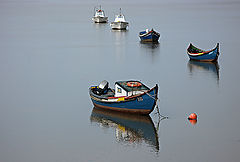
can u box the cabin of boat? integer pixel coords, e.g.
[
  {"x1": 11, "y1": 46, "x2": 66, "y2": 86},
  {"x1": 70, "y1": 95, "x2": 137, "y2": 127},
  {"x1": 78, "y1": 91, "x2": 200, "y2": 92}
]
[
  {"x1": 94, "y1": 9, "x2": 105, "y2": 17},
  {"x1": 114, "y1": 81, "x2": 149, "y2": 97},
  {"x1": 114, "y1": 14, "x2": 126, "y2": 23}
]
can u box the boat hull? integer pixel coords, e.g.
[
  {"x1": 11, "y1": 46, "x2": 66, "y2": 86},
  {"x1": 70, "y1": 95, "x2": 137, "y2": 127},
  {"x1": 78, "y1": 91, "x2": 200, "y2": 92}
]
[
  {"x1": 187, "y1": 43, "x2": 219, "y2": 62},
  {"x1": 110, "y1": 22, "x2": 129, "y2": 30},
  {"x1": 89, "y1": 85, "x2": 158, "y2": 115},
  {"x1": 92, "y1": 16, "x2": 108, "y2": 23},
  {"x1": 139, "y1": 31, "x2": 160, "y2": 42}
]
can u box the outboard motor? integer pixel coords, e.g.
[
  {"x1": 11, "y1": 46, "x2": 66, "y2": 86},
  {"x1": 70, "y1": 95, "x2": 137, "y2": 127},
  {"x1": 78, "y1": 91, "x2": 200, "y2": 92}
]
[{"x1": 97, "y1": 80, "x2": 109, "y2": 95}]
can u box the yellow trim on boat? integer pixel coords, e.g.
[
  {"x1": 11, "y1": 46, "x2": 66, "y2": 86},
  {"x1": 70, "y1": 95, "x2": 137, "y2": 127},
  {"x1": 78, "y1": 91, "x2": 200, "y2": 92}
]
[{"x1": 117, "y1": 97, "x2": 125, "y2": 101}]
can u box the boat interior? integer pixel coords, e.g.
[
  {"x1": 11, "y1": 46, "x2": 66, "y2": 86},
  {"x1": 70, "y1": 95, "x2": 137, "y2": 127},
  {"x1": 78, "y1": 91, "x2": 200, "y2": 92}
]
[
  {"x1": 91, "y1": 87, "x2": 115, "y2": 98},
  {"x1": 188, "y1": 44, "x2": 205, "y2": 53}
]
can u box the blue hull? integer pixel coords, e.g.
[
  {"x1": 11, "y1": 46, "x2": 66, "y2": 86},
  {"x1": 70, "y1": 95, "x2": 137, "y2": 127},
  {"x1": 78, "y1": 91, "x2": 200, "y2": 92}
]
[
  {"x1": 188, "y1": 50, "x2": 218, "y2": 61},
  {"x1": 89, "y1": 85, "x2": 158, "y2": 115},
  {"x1": 139, "y1": 30, "x2": 160, "y2": 42}
]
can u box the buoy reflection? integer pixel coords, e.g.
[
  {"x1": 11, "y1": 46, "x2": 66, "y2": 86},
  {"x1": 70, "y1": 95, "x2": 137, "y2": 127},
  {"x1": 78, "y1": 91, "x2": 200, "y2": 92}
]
[{"x1": 189, "y1": 119, "x2": 197, "y2": 125}]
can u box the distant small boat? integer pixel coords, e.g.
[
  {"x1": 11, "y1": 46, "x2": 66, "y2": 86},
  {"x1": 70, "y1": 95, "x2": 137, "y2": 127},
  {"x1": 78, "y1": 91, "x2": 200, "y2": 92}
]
[
  {"x1": 89, "y1": 80, "x2": 158, "y2": 115},
  {"x1": 187, "y1": 43, "x2": 220, "y2": 62},
  {"x1": 110, "y1": 8, "x2": 129, "y2": 30},
  {"x1": 92, "y1": 6, "x2": 108, "y2": 23},
  {"x1": 139, "y1": 29, "x2": 160, "y2": 42}
]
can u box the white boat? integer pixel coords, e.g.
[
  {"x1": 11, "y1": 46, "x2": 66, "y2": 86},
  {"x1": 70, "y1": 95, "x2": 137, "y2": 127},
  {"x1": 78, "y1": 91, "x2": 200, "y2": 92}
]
[
  {"x1": 92, "y1": 6, "x2": 108, "y2": 23},
  {"x1": 110, "y1": 8, "x2": 129, "y2": 30}
]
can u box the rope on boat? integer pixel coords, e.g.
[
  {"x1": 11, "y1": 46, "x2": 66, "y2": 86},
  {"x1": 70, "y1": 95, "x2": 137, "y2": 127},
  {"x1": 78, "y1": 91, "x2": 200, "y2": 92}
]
[
  {"x1": 145, "y1": 91, "x2": 160, "y2": 102},
  {"x1": 140, "y1": 89, "x2": 168, "y2": 130},
  {"x1": 140, "y1": 90, "x2": 168, "y2": 120},
  {"x1": 144, "y1": 91, "x2": 166, "y2": 118}
]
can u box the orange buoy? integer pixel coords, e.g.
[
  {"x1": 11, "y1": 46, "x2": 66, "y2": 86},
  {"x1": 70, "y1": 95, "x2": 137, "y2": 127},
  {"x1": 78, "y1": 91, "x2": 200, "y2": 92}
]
[
  {"x1": 188, "y1": 113, "x2": 197, "y2": 120},
  {"x1": 127, "y1": 82, "x2": 142, "y2": 87}
]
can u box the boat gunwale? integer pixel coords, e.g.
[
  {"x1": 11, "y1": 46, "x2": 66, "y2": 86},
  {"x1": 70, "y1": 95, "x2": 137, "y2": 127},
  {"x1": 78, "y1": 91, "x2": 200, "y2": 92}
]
[{"x1": 139, "y1": 30, "x2": 160, "y2": 37}]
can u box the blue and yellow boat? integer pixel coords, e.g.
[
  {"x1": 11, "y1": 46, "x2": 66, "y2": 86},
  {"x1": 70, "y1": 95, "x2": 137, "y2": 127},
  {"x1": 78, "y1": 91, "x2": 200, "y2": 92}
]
[
  {"x1": 187, "y1": 43, "x2": 220, "y2": 62},
  {"x1": 139, "y1": 29, "x2": 160, "y2": 42},
  {"x1": 89, "y1": 80, "x2": 158, "y2": 115}
]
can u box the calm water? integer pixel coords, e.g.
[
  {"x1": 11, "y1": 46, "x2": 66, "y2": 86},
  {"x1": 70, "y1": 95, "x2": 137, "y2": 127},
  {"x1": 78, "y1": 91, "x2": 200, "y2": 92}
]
[{"x1": 1, "y1": 0, "x2": 240, "y2": 161}]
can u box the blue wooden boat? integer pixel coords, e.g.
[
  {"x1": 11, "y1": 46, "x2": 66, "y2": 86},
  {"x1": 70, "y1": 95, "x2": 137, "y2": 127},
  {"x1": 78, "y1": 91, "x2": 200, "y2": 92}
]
[
  {"x1": 89, "y1": 80, "x2": 158, "y2": 115},
  {"x1": 139, "y1": 29, "x2": 160, "y2": 42},
  {"x1": 90, "y1": 107, "x2": 159, "y2": 151},
  {"x1": 187, "y1": 43, "x2": 220, "y2": 62}
]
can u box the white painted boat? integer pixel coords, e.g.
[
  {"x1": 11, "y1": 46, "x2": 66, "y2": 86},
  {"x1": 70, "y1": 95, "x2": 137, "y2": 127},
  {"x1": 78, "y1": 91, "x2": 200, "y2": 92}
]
[
  {"x1": 110, "y1": 8, "x2": 129, "y2": 30},
  {"x1": 92, "y1": 6, "x2": 108, "y2": 23}
]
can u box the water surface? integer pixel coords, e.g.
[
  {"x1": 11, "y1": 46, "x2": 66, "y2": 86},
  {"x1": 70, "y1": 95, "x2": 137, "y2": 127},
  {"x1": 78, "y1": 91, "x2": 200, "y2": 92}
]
[{"x1": 0, "y1": 0, "x2": 240, "y2": 162}]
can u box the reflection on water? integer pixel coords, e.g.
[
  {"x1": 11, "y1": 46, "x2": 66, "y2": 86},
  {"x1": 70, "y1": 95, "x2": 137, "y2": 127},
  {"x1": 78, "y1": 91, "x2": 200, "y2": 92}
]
[
  {"x1": 188, "y1": 119, "x2": 197, "y2": 125},
  {"x1": 111, "y1": 29, "x2": 129, "y2": 42},
  {"x1": 140, "y1": 41, "x2": 160, "y2": 49},
  {"x1": 139, "y1": 42, "x2": 161, "y2": 63},
  {"x1": 188, "y1": 60, "x2": 220, "y2": 84},
  {"x1": 90, "y1": 107, "x2": 159, "y2": 152},
  {"x1": 111, "y1": 30, "x2": 129, "y2": 60},
  {"x1": 92, "y1": 22, "x2": 109, "y2": 32}
]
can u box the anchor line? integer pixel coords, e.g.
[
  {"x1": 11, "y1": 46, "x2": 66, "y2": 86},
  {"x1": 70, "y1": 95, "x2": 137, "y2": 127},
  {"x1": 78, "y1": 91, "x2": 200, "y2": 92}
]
[{"x1": 143, "y1": 90, "x2": 160, "y2": 102}]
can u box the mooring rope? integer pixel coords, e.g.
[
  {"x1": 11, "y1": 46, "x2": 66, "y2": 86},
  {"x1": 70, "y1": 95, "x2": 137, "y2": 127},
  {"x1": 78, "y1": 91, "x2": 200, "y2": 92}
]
[{"x1": 146, "y1": 92, "x2": 161, "y2": 102}]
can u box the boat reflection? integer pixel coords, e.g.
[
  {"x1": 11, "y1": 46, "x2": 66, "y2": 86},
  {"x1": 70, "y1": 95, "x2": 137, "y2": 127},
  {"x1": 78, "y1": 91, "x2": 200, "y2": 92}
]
[
  {"x1": 90, "y1": 107, "x2": 159, "y2": 151},
  {"x1": 188, "y1": 60, "x2": 220, "y2": 83},
  {"x1": 139, "y1": 41, "x2": 160, "y2": 49},
  {"x1": 111, "y1": 29, "x2": 128, "y2": 40},
  {"x1": 92, "y1": 22, "x2": 108, "y2": 30},
  {"x1": 139, "y1": 42, "x2": 161, "y2": 63}
]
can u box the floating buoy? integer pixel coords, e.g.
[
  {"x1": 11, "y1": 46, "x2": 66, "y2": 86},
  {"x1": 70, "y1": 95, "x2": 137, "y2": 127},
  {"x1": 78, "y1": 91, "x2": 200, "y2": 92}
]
[{"x1": 188, "y1": 113, "x2": 197, "y2": 120}]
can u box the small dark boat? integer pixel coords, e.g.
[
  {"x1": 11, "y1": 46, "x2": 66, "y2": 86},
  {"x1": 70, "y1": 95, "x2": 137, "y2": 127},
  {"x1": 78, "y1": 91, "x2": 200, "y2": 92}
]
[
  {"x1": 187, "y1": 43, "x2": 220, "y2": 62},
  {"x1": 89, "y1": 80, "x2": 158, "y2": 115},
  {"x1": 90, "y1": 107, "x2": 159, "y2": 151},
  {"x1": 139, "y1": 29, "x2": 160, "y2": 42}
]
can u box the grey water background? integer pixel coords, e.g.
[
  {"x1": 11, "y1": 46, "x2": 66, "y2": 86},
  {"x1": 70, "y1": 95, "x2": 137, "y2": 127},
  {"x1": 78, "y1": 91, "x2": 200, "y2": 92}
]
[{"x1": 0, "y1": 0, "x2": 240, "y2": 161}]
